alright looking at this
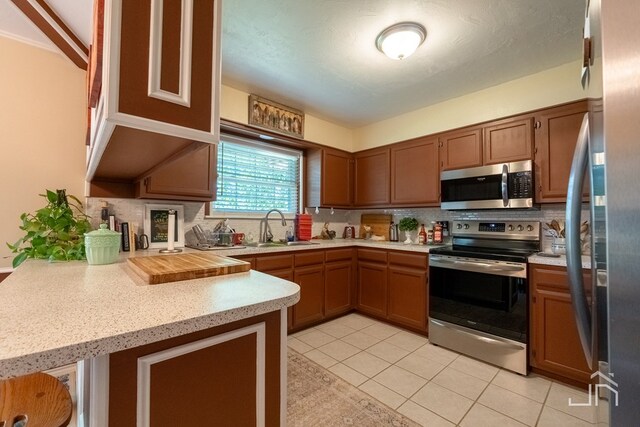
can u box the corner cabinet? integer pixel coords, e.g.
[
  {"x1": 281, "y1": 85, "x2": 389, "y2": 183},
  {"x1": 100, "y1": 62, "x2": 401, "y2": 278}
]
[
  {"x1": 534, "y1": 100, "x2": 589, "y2": 203},
  {"x1": 390, "y1": 137, "x2": 440, "y2": 206},
  {"x1": 530, "y1": 264, "x2": 594, "y2": 385},
  {"x1": 354, "y1": 147, "x2": 390, "y2": 206},
  {"x1": 306, "y1": 148, "x2": 353, "y2": 208},
  {"x1": 87, "y1": 0, "x2": 221, "y2": 201}
]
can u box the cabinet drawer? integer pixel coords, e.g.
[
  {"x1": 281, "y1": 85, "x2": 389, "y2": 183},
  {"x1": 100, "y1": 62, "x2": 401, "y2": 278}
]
[
  {"x1": 255, "y1": 254, "x2": 293, "y2": 272},
  {"x1": 325, "y1": 248, "x2": 354, "y2": 262},
  {"x1": 388, "y1": 252, "x2": 427, "y2": 269},
  {"x1": 295, "y1": 251, "x2": 325, "y2": 267},
  {"x1": 530, "y1": 264, "x2": 591, "y2": 294},
  {"x1": 357, "y1": 248, "x2": 387, "y2": 263}
]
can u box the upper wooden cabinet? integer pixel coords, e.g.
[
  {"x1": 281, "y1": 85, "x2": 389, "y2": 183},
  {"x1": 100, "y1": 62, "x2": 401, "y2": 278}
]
[
  {"x1": 87, "y1": 0, "x2": 221, "y2": 200},
  {"x1": 534, "y1": 101, "x2": 589, "y2": 203},
  {"x1": 439, "y1": 126, "x2": 483, "y2": 171},
  {"x1": 354, "y1": 147, "x2": 390, "y2": 206},
  {"x1": 306, "y1": 148, "x2": 353, "y2": 207},
  {"x1": 483, "y1": 117, "x2": 534, "y2": 165},
  {"x1": 390, "y1": 137, "x2": 440, "y2": 206}
]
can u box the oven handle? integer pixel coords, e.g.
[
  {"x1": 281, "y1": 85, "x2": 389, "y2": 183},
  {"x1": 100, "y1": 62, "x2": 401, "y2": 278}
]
[
  {"x1": 430, "y1": 256, "x2": 526, "y2": 278},
  {"x1": 501, "y1": 164, "x2": 509, "y2": 207},
  {"x1": 430, "y1": 319, "x2": 525, "y2": 351}
]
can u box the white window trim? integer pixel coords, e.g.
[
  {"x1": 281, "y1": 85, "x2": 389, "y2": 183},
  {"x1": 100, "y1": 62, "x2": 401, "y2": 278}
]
[{"x1": 206, "y1": 134, "x2": 304, "y2": 218}]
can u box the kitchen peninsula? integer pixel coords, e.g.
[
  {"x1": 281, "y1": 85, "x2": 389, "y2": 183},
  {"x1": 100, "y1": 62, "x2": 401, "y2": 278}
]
[{"x1": 0, "y1": 256, "x2": 300, "y2": 426}]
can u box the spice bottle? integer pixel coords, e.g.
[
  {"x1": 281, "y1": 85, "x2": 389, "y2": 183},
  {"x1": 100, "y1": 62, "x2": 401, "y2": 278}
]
[
  {"x1": 434, "y1": 222, "x2": 443, "y2": 244},
  {"x1": 442, "y1": 221, "x2": 449, "y2": 238},
  {"x1": 418, "y1": 224, "x2": 427, "y2": 245}
]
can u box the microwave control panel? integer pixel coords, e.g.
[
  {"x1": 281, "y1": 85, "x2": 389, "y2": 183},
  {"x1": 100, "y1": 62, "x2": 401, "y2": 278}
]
[{"x1": 508, "y1": 171, "x2": 533, "y2": 199}]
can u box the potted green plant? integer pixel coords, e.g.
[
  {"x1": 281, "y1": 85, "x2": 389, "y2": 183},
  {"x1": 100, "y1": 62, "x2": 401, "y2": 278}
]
[
  {"x1": 398, "y1": 217, "x2": 419, "y2": 244},
  {"x1": 7, "y1": 189, "x2": 92, "y2": 268}
]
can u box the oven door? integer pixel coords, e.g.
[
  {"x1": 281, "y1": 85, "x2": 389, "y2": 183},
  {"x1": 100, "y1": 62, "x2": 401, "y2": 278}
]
[{"x1": 429, "y1": 254, "x2": 528, "y2": 343}]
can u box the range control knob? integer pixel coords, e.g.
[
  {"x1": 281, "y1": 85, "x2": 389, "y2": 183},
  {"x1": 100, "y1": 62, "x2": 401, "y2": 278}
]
[
  {"x1": 527, "y1": 225, "x2": 534, "y2": 232},
  {"x1": 464, "y1": 224, "x2": 470, "y2": 230},
  {"x1": 508, "y1": 225, "x2": 514, "y2": 231},
  {"x1": 456, "y1": 223, "x2": 463, "y2": 229},
  {"x1": 517, "y1": 225, "x2": 524, "y2": 231}
]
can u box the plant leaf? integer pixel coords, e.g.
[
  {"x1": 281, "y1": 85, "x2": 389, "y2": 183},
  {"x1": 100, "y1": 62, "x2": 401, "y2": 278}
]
[
  {"x1": 46, "y1": 190, "x2": 57, "y2": 204},
  {"x1": 12, "y1": 252, "x2": 28, "y2": 268}
]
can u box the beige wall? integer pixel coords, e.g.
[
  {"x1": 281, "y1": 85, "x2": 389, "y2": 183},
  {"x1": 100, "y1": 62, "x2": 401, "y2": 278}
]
[
  {"x1": 353, "y1": 60, "x2": 587, "y2": 151},
  {"x1": 220, "y1": 84, "x2": 354, "y2": 151},
  {"x1": 0, "y1": 37, "x2": 87, "y2": 269}
]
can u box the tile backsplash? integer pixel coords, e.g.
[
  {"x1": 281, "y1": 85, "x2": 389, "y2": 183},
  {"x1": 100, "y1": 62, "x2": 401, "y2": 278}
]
[{"x1": 85, "y1": 198, "x2": 589, "y2": 252}]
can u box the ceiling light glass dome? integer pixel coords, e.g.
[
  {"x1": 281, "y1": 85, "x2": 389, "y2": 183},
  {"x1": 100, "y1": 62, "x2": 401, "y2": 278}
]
[{"x1": 376, "y1": 22, "x2": 427, "y2": 60}]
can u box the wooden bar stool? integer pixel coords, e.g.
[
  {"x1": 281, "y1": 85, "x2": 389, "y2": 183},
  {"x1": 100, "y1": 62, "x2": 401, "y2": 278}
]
[{"x1": 0, "y1": 372, "x2": 72, "y2": 427}]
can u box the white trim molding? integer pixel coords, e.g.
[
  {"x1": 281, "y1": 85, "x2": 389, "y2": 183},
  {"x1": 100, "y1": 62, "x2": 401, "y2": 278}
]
[
  {"x1": 147, "y1": 0, "x2": 193, "y2": 107},
  {"x1": 89, "y1": 354, "x2": 110, "y2": 427},
  {"x1": 136, "y1": 323, "x2": 267, "y2": 427},
  {"x1": 280, "y1": 308, "x2": 288, "y2": 426}
]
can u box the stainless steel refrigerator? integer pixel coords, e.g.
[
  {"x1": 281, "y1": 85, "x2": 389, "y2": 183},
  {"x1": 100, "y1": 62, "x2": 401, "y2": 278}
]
[{"x1": 566, "y1": 0, "x2": 640, "y2": 425}]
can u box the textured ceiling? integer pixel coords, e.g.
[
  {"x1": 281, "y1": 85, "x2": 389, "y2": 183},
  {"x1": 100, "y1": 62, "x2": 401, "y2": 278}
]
[
  {"x1": 0, "y1": 0, "x2": 585, "y2": 128},
  {"x1": 222, "y1": 0, "x2": 585, "y2": 127}
]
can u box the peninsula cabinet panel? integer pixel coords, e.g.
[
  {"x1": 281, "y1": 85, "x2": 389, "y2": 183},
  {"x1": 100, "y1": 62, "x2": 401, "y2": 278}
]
[
  {"x1": 108, "y1": 311, "x2": 282, "y2": 426},
  {"x1": 354, "y1": 148, "x2": 390, "y2": 206},
  {"x1": 357, "y1": 261, "x2": 388, "y2": 318},
  {"x1": 439, "y1": 127, "x2": 483, "y2": 171},
  {"x1": 534, "y1": 101, "x2": 589, "y2": 203},
  {"x1": 325, "y1": 260, "x2": 354, "y2": 318},
  {"x1": 530, "y1": 264, "x2": 593, "y2": 385},
  {"x1": 390, "y1": 137, "x2": 440, "y2": 206},
  {"x1": 137, "y1": 144, "x2": 216, "y2": 201},
  {"x1": 292, "y1": 265, "x2": 325, "y2": 329},
  {"x1": 483, "y1": 117, "x2": 534, "y2": 165},
  {"x1": 387, "y1": 265, "x2": 428, "y2": 331}
]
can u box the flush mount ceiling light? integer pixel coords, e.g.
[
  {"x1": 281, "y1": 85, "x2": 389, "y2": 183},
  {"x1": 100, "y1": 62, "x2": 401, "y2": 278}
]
[{"x1": 376, "y1": 22, "x2": 427, "y2": 60}]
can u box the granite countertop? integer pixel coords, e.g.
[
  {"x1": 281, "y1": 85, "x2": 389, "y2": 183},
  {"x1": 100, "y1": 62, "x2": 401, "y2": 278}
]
[
  {"x1": 527, "y1": 253, "x2": 592, "y2": 269},
  {"x1": 0, "y1": 257, "x2": 300, "y2": 379}
]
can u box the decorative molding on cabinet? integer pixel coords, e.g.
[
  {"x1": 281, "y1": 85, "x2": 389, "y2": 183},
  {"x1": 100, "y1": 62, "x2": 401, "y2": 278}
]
[
  {"x1": 90, "y1": 354, "x2": 110, "y2": 427},
  {"x1": 136, "y1": 323, "x2": 267, "y2": 427},
  {"x1": 147, "y1": 0, "x2": 194, "y2": 107}
]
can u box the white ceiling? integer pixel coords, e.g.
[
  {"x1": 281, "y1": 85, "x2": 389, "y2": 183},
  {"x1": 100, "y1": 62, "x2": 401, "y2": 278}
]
[{"x1": 0, "y1": 0, "x2": 585, "y2": 128}]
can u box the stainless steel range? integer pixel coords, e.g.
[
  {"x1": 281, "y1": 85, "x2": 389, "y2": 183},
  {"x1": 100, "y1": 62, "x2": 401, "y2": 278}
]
[{"x1": 428, "y1": 220, "x2": 541, "y2": 375}]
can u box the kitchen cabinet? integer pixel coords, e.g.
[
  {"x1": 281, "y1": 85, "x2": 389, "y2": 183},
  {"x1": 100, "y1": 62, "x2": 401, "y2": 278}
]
[
  {"x1": 390, "y1": 137, "x2": 440, "y2": 206},
  {"x1": 293, "y1": 264, "x2": 325, "y2": 329},
  {"x1": 324, "y1": 249, "x2": 355, "y2": 318},
  {"x1": 306, "y1": 148, "x2": 353, "y2": 208},
  {"x1": 530, "y1": 264, "x2": 594, "y2": 385},
  {"x1": 534, "y1": 100, "x2": 590, "y2": 203},
  {"x1": 387, "y1": 252, "x2": 428, "y2": 331},
  {"x1": 356, "y1": 249, "x2": 388, "y2": 318},
  {"x1": 439, "y1": 126, "x2": 483, "y2": 171},
  {"x1": 87, "y1": 0, "x2": 221, "y2": 200},
  {"x1": 354, "y1": 147, "x2": 390, "y2": 206},
  {"x1": 483, "y1": 116, "x2": 534, "y2": 165}
]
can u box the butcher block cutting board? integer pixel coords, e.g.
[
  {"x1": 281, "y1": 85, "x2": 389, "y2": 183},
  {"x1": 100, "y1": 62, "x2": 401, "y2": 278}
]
[
  {"x1": 127, "y1": 253, "x2": 251, "y2": 285},
  {"x1": 359, "y1": 214, "x2": 392, "y2": 240}
]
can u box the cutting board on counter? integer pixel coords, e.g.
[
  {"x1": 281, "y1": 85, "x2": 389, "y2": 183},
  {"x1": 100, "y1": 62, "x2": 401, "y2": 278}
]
[
  {"x1": 127, "y1": 252, "x2": 251, "y2": 285},
  {"x1": 359, "y1": 214, "x2": 392, "y2": 240}
]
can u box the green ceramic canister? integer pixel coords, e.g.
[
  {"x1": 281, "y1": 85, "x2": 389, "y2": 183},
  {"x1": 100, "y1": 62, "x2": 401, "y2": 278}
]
[{"x1": 84, "y1": 224, "x2": 121, "y2": 265}]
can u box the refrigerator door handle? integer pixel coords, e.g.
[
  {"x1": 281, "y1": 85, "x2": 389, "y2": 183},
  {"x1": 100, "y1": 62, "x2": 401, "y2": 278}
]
[{"x1": 566, "y1": 112, "x2": 593, "y2": 369}]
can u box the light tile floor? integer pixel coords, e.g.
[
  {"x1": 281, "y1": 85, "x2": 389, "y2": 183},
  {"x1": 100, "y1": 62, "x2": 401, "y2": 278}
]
[{"x1": 289, "y1": 314, "x2": 598, "y2": 427}]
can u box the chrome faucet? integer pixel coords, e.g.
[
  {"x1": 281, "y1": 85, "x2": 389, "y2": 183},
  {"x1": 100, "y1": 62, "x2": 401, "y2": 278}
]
[{"x1": 259, "y1": 209, "x2": 287, "y2": 243}]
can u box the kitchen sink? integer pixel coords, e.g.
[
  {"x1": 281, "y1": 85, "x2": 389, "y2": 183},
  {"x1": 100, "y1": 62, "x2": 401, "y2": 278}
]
[{"x1": 246, "y1": 241, "x2": 319, "y2": 248}]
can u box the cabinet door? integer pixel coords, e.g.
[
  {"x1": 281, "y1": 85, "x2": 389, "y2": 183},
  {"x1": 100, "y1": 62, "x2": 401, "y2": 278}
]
[
  {"x1": 354, "y1": 148, "x2": 390, "y2": 206},
  {"x1": 534, "y1": 101, "x2": 589, "y2": 202},
  {"x1": 357, "y1": 261, "x2": 388, "y2": 318},
  {"x1": 323, "y1": 149, "x2": 353, "y2": 207},
  {"x1": 439, "y1": 127, "x2": 483, "y2": 170},
  {"x1": 325, "y1": 260, "x2": 353, "y2": 318},
  {"x1": 293, "y1": 265, "x2": 325, "y2": 329},
  {"x1": 388, "y1": 265, "x2": 427, "y2": 331},
  {"x1": 390, "y1": 137, "x2": 440, "y2": 205},
  {"x1": 138, "y1": 144, "x2": 216, "y2": 201},
  {"x1": 530, "y1": 264, "x2": 593, "y2": 384},
  {"x1": 483, "y1": 117, "x2": 534, "y2": 165}
]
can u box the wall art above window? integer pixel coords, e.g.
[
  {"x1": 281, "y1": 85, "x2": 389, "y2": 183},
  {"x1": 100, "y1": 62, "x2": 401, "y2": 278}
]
[{"x1": 248, "y1": 94, "x2": 304, "y2": 139}]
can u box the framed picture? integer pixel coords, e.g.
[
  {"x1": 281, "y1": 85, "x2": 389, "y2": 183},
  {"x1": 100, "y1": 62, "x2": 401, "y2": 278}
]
[
  {"x1": 144, "y1": 204, "x2": 185, "y2": 249},
  {"x1": 248, "y1": 94, "x2": 304, "y2": 139}
]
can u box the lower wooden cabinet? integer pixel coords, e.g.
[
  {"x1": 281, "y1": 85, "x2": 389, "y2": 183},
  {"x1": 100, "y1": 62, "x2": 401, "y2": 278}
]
[
  {"x1": 292, "y1": 265, "x2": 325, "y2": 329},
  {"x1": 388, "y1": 265, "x2": 427, "y2": 331},
  {"x1": 530, "y1": 264, "x2": 593, "y2": 385},
  {"x1": 357, "y1": 261, "x2": 388, "y2": 318},
  {"x1": 325, "y1": 260, "x2": 353, "y2": 317}
]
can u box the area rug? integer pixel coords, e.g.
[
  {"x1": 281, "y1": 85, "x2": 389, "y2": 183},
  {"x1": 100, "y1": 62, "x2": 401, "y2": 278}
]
[{"x1": 287, "y1": 350, "x2": 420, "y2": 426}]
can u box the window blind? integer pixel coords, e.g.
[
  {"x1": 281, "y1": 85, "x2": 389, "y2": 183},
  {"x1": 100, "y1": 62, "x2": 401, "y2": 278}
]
[{"x1": 213, "y1": 138, "x2": 301, "y2": 213}]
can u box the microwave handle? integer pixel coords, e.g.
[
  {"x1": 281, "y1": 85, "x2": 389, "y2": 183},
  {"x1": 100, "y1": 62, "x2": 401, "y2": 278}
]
[{"x1": 501, "y1": 164, "x2": 509, "y2": 207}]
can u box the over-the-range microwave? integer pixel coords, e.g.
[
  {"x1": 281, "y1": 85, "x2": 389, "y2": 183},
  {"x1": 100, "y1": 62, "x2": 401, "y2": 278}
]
[{"x1": 440, "y1": 160, "x2": 534, "y2": 209}]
